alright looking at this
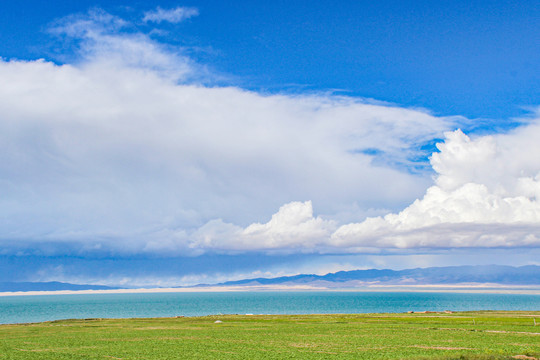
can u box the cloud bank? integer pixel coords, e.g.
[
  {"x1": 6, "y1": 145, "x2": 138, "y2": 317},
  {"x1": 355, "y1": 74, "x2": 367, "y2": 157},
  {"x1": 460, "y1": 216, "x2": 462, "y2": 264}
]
[
  {"x1": 0, "y1": 9, "x2": 538, "y2": 257},
  {"x1": 191, "y1": 122, "x2": 540, "y2": 252}
]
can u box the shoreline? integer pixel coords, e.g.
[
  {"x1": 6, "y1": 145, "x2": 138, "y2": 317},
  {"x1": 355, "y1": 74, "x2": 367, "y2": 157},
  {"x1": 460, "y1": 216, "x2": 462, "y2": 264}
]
[
  {"x1": 2, "y1": 284, "x2": 540, "y2": 296},
  {"x1": 2, "y1": 309, "x2": 540, "y2": 327}
]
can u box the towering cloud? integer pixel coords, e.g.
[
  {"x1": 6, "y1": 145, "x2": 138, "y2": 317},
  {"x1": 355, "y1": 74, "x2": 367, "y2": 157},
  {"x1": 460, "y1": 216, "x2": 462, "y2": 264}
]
[{"x1": 332, "y1": 122, "x2": 540, "y2": 249}]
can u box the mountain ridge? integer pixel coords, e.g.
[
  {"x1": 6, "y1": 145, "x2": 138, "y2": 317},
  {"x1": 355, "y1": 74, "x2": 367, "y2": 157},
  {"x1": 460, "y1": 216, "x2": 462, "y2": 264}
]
[
  {"x1": 2, "y1": 265, "x2": 538, "y2": 292},
  {"x1": 215, "y1": 265, "x2": 540, "y2": 288}
]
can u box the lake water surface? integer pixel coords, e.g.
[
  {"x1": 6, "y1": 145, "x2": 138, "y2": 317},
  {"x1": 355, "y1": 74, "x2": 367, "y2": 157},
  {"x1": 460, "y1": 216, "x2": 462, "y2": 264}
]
[{"x1": 1, "y1": 291, "x2": 540, "y2": 324}]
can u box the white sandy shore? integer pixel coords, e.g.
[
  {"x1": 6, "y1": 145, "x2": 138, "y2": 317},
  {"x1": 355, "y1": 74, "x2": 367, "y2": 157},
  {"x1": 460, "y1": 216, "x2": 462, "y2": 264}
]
[{"x1": 1, "y1": 284, "x2": 540, "y2": 296}]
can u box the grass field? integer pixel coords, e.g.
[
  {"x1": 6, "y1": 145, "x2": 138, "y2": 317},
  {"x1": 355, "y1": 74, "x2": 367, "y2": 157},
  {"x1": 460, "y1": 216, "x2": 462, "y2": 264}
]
[{"x1": 1, "y1": 311, "x2": 539, "y2": 359}]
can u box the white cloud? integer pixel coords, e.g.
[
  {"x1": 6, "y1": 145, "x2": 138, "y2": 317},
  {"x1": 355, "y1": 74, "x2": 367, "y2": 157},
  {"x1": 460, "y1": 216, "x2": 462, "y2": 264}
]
[
  {"x1": 188, "y1": 119, "x2": 540, "y2": 253},
  {"x1": 6, "y1": 9, "x2": 537, "y2": 257},
  {"x1": 49, "y1": 9, "x2": 197, "y2": 81},
  {"x1": 192, "y1": 201, "x2": 336, "y2": 251},
  {"x1": 0, "y1": 52, "x2": 457, "y2": 254},
  {"x1": 143, "y1": 6, "x2": 199, "y2": 24},
  {"x1": 0, "y1": 10, "x2": 460, "y2": 256},
  {"x1": 331, "y1": 123, "x2": 540, "y2": 249}
]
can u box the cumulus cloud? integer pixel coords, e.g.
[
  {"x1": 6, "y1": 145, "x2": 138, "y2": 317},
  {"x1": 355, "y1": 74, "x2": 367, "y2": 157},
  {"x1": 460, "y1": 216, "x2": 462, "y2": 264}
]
[
  {"x1": 192, "y1": 201, "x2": 336, "y2": 251},
  {"x1": 143, "y1": 6, "x2": 199, "y2": 24},
  {"x1": 332, "y1": 123, "x2": 540, "y2": 249}
]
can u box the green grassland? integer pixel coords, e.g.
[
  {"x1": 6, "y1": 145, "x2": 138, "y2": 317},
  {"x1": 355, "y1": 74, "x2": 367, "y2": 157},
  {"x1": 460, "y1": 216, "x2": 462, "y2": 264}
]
[{"x1": 1, "y1": 311, "x2": 539, "y2": 359}]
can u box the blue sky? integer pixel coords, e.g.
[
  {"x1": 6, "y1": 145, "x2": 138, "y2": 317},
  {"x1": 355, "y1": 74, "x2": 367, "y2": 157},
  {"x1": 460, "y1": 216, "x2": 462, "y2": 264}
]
[
  {"x1": 0, "y1": 0, "x2": 539, "y2": 286},
  {"x1": 2, "y1": 0, "x2": 538, "y2": 119}
]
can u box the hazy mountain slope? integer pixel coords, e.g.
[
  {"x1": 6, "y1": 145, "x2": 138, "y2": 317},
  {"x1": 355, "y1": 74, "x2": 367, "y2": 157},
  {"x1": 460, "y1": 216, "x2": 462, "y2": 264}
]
[{"x1": 219, "y1": 265, "x2": 540, "y2": 287}]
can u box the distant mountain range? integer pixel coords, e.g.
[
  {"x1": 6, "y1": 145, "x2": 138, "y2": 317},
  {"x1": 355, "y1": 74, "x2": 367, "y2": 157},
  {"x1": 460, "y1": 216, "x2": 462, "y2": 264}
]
[
  {"x1": 216, "y1": 265, "x2": 540, "y2": 288},
  {"x1": 0, "y1": 281, "x2": 118, "y2": 292},
  {"x1": 1, "y1": 265, "x2": 538, "y2": 292}
]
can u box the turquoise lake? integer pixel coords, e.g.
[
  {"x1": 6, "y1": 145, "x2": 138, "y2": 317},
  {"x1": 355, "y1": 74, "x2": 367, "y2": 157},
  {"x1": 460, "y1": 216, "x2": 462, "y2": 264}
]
[{"x1": 1, "y1": 291, "x2": 539, "y2": 324}]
